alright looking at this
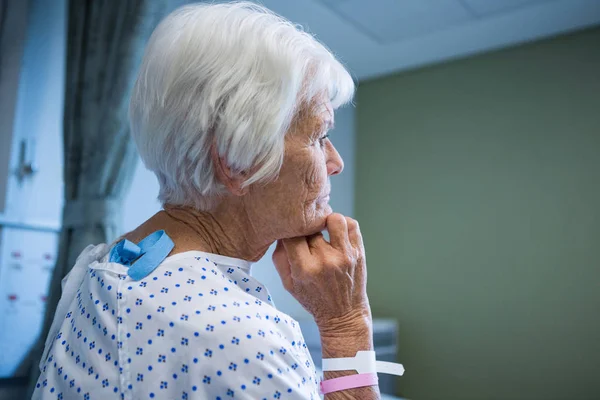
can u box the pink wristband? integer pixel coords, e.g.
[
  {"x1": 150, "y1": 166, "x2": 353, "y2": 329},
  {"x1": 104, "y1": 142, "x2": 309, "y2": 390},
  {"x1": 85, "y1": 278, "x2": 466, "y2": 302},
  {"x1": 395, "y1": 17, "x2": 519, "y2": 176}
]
[{"x1": 320, "y1": 373, "x2": 379, "y2": 394}]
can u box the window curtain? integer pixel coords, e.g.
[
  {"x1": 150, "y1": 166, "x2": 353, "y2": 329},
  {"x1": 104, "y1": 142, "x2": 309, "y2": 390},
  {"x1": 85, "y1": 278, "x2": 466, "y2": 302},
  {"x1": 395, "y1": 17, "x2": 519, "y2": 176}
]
[{"x1": 24, "y1": 0, "x2": 172, "y2": 396}]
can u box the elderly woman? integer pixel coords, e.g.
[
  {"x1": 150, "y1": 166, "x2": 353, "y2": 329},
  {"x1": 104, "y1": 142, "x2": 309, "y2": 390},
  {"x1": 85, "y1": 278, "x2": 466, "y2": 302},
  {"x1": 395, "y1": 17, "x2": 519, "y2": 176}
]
[{"x1": 34, "y1": 2, "x2": 394, "y2": 399}]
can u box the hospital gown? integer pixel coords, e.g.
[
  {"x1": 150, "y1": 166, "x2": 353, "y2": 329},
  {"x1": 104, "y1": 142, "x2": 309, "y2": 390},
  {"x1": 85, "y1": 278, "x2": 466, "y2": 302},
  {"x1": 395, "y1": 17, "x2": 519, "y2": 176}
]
[{"x1": 33, "y1": 243, "x2": 321, "y2": 399}]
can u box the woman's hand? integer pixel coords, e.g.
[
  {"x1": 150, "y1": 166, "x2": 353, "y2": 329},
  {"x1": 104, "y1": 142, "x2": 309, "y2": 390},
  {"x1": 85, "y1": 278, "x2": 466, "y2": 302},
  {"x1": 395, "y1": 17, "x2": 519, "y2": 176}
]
[
  {"x1": 273, "y1": 213, "x2": 380, "y2": 399},
  {"x1": 272, "y1": 213, "x2": 372, "y2": 330}
]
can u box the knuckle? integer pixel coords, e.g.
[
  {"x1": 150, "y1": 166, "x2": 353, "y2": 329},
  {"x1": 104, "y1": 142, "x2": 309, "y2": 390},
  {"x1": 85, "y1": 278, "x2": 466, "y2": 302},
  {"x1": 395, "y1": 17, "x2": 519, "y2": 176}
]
[
  {"x1": 354, "y1": 254, "x2": 365, "y2": 269},
  {"x1": 339, "y1": 253, "x2": 353, "y2": 267}
]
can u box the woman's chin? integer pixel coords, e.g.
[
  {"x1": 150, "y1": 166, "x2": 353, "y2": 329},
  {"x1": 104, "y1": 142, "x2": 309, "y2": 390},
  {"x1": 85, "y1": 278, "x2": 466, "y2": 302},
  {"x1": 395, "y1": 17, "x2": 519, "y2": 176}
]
[
  {"x1": 307, "y1": 206, "x2": 333, "y2": 235},
  {"x1": 287, "y1": 203, "x2": 333, "y2": 238}
]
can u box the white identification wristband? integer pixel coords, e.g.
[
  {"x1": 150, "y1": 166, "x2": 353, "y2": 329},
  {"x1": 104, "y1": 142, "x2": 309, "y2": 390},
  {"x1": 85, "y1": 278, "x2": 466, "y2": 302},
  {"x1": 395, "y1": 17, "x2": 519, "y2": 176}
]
[{"x1": 322, "y1": 350, "x2": 405, "y2": 376}]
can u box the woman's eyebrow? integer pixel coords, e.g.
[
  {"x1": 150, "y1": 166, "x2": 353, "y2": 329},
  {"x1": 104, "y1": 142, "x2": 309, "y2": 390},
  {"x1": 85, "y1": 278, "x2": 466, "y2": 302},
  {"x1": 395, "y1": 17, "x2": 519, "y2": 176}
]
[
  {"x1": 315, "y1": 118, "x2": 334, "y2": 134},
  {"x1": 320, "y1": 118, "x2": 334, "y2": 132}
]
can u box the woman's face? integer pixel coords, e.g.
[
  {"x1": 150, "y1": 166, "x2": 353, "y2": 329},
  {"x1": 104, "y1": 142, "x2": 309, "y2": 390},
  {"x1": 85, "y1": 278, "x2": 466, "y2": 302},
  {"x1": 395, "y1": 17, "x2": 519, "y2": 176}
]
[{"x1": 244, "y1": 100, "x2": 344, "y2": 240}]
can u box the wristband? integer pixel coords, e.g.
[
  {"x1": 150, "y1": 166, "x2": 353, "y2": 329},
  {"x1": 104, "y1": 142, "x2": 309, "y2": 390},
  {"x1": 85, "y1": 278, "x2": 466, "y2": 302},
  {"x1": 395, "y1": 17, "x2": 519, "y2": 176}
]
[
  {"x1": 319, "y1": 372, "x2": 378, "y2": 394},
  {"x1": 322, "y1": 350, "x2": 405, "y2": 376}
]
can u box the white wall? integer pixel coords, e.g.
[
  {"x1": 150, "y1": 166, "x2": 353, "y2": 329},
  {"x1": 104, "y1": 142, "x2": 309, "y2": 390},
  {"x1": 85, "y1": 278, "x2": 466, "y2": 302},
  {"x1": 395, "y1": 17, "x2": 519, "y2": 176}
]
[
  {"x1": 123, "y1": 105, "x2": 356, "y2": 320},
  {"x1": 0, "y1": 0, "x2": 65, "y2": 378},
  {"x1": 2, "y1": 0, "x2": 65, "y2": 223},
  {"x1": 122, "y1": 160, "x2": 161, "y2": 232},
  {"x1": 0, "y1": 0, "x2": 30, "y2": 214}
]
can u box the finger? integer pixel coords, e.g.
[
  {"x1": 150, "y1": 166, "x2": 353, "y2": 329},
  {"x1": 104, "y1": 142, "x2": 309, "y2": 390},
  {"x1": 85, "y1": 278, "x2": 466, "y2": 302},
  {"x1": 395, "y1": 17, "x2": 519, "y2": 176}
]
[
  {"x1": 355, "y1": 260, "x2": 368, "y2": 294},
  {"x1": 281, "y1": 236, "x2": 311, "y2": 265},
  {"x1": 345, "y1": 217, "x2": 364, "y2": 252},
  {"x1": 345, "y1": 217, "x2": 367, "y2": 289},
  {"x1": 282, "y1": 236, "x2": 315, "y2": 279},
  {"x1": 272, "y1": 240, "x2": 293, "y2": 291},
  {"x1": 306, "y1": 232, "x2": 327, "y2": 250},
  {"x1": 326, "y1": 213, "x2": 350, "y2": 251}
]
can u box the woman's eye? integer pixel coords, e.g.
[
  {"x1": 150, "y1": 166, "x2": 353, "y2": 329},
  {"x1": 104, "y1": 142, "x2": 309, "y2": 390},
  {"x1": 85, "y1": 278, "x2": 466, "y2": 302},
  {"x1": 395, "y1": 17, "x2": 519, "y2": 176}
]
[{"x1": 318, "y1": 134, "x2": 330, "y2": 145}]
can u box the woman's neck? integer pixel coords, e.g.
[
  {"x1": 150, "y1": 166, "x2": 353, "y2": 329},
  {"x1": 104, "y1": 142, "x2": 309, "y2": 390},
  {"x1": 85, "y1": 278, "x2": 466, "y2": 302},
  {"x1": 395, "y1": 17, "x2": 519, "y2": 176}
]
[{"x1": 122, "y1": 205, "x2": 273, "y2": 263}]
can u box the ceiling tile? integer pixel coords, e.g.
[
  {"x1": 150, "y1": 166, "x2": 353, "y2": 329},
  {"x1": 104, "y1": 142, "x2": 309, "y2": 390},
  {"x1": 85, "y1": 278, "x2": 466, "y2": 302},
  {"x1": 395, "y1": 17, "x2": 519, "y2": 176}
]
[
  {"x1": 327, "y1": 0, "x2": 474, "y2": 44},
  {"x1": 319, "y1": 0, "x2": 352, "y2": 4},
  {"x1": 461, "y1": 0, "x2": 553, "y2": 16}
]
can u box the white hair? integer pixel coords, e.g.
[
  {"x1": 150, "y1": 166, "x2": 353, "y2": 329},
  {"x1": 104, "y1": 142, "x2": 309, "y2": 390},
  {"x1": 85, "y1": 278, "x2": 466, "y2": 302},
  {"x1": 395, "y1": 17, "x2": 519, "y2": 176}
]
[{"x1": 129, "y1": 1, "x2": 355, "y2": 210}]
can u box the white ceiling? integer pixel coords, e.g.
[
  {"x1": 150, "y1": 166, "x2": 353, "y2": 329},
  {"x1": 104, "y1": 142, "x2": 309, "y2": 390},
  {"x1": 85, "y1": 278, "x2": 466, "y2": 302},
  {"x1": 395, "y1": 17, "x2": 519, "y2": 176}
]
[{"x1": 260, "y1": 0, "x2": 600, "y2": 80}]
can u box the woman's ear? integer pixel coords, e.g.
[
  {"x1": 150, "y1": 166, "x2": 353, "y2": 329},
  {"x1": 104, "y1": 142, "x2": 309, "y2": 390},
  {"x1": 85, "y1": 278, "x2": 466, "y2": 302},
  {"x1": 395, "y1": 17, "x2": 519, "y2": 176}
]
[{"x1": 210, "y1": 142, "x2": 249, "y2": 196}]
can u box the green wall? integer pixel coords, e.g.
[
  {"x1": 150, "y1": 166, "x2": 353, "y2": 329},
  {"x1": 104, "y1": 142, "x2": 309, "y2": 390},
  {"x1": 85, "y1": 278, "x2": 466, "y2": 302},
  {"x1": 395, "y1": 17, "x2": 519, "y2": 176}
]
[{"x1": 356, "y1": 28, "x2": 600, "y2": 400}]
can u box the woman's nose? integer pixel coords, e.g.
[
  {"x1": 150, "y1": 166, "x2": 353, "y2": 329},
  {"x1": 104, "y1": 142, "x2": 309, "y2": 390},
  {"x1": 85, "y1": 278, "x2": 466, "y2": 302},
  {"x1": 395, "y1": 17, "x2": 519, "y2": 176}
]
[{"x1": 327, "y1": 144, "x2": 344, "y2": 176}]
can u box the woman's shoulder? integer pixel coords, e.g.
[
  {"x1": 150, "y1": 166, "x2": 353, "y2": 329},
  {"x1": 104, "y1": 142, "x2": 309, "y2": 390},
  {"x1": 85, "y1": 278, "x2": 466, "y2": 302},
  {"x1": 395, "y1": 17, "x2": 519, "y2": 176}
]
[
  {"x1": 118, "y1": 261, "x2": 320, "y2": 398},
  {"x1": 121, "y1": 257, "x2": 306, "y2": 345}
]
